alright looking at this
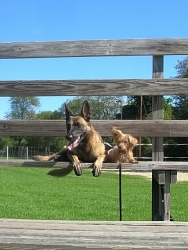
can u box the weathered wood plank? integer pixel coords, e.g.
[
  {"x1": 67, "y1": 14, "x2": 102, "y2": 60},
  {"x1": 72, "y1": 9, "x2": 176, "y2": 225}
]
[
  {"x1": 0, "y1": 78, "x2": 188, "y2": 96},
  {"x1": 1, "y1": 119, "x2": 188, "y2": 137},
  {"x1": 152, "y1": 56, "x2": 165, "y2": 221},
  {"x1": 0, "y1": 219, "x2": 188, "y2": 249},
  {"x1": 152, "y1": 170, "x2": 177, "y2": 184},
  {"x1": 152, "y1": 56, "x2": 164, "y2": 161},
  {"x1": 1, "y1": 39, "x2": 188, "y2": 59},
  {"x1": 0, "y1": 160, "x2": 188, "y2": 171},
  {"x1": 164, "y1": 171, "x2": 171, "y2": 221}
]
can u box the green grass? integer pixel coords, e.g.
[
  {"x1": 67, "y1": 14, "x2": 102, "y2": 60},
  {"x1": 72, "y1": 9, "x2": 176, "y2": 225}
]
[
  {"x1": 0, "y1": 167, "x2": 188, "y2": 221},
  {"x1": 170, "y1": 181, "x2": 188, "y2": 221}
]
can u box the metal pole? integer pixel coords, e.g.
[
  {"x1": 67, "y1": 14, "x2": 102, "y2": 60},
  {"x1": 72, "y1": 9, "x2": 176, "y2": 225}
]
[
  {"x1": 139, "y1": 95, "x2": 142, "y2": 157},
  {"x1": 118, "y1": 161, "x2": 122, "y2": 221},
  {"x1": 6, "y1": 146, "x2": 8, "y2": 160},
  {"x1": 116, "y1": 99, "x2": 123, "y2": 120},
  {"x1": 26, "y1": 147, "x2": 28, "y2": 160}
]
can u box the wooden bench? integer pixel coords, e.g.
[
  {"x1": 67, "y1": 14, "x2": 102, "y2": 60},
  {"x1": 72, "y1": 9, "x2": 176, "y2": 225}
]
[
  {"x1": 1, "y1": 38, "x2": 188, "y2": 224},
  {"x1": 1, "y1": 219, "x2": 188, "y2": 249}
]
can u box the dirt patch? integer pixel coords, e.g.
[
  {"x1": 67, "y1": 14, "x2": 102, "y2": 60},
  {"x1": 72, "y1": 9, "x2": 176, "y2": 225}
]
[{"x1": 122, "y1": 172, "x2": 188, "y2": 182}]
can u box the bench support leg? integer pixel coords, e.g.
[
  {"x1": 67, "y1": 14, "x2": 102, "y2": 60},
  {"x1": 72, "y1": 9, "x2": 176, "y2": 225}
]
[
  {"x1": 152, "y1": 170, "x2": 172, "y2": 221},
  {"x1": 152, "y1": 170, "x2": 164, "y2": 221},
  {"x1": 164, "y1": 170, "x2": 171, "y2": 221}
]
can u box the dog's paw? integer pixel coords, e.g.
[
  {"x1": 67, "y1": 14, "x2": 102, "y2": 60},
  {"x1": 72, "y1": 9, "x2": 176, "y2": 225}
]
[
  {"x1": 73, "y1": 164, "x2": 83, "y2": 176},
  {"x1": 130, "y1": 159, "x2": 138, "y2": 164},
  {"x1": 92, "y1": 167, "x2": 101, "y2": 177}
]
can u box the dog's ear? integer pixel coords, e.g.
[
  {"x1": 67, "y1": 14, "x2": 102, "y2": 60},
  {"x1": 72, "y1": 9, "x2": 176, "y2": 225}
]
[
  {"x1": 128, "y1": 135, "x2": 138, "y2": 150},
  {"x1": 81, "y1": 100, "x2": 91, "y2": 122},
  {"x1": 111, "y1": 126, "x2": 123, "y2": 142},
  {"x1": 65, "y1": 103, "x2": 74, "y2": 121}
]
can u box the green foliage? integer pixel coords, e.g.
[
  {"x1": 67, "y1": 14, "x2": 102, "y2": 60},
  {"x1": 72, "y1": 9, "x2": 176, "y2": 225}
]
[
  {"x1": 4, "y1": 97, "x2": 41, "y2": 146},
  {"x1": 173, "y1": 56, "x2": 188, "y2": 120},
  {"x1": 59, "y1": 96, "x2": 122, "y2": 120},
  {"x1": 124, "y1": 96, "x2": 174, "y2": 159},
  {"x1": 0, "y1": 136, "x2": 14, "y2": 150},
  {"x1": 124, "y1": 96, "x2": 173, "y2": 120},
  {"x1": 5, "y1": 97, "x2": 40, "y2": 120},
  {"x1": 173, "y1": 96, "x2": 188, "y2": 120},
  {"x1": 36, "y1": 110, "x2": 64, "y2": 120},
  {"x1": 25, "y1": 110, "x2": 66, "y2": 152},
  {"x1": 25, "y1": 136, "x2": 67, "y2": 153},
  {"x1": 140, "y1": 137, "x2": 152, "y2": 157},
  {"x1": 163, "y1": 56, "x2": 188, "y2": 159},
  {"x1": 174, "y1": 56, "x2": 188, "y2": 78},
  {"x1": 125, "y1": 96, "x2": 152, "y2": 119},
  {"x1": 163, "y1": 97, "x2": 174, "y2": 119}
]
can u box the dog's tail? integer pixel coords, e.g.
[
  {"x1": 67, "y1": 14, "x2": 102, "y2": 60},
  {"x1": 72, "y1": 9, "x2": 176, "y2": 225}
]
[{"x1": 32, "y1": 154, "x2": 56, "y2": 161}]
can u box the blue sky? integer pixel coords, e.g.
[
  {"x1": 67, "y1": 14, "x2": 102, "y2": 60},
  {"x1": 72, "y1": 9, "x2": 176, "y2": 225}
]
[{"x1": 0, "y1": 0, "x2": 188, "y2": 119}]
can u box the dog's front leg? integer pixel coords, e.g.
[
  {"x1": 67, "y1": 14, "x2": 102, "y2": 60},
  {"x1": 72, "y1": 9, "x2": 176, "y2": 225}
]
[
  {"x1": 67, "y1": 152, "x2": 83, "y2": 176},
  {"x1": 127, "y1": 151, "x2": 138, "y2": 163},
  {"x1": 92, "y1": 154, "x2": 105, "y2": 177}
]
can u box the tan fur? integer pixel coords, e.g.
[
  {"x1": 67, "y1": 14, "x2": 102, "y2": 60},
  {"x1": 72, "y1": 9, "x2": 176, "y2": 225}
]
[
  {"x1": 66, "y1": 115, "x2": 106, "y2": 176},
  {"x1": 105, "y1": 126, "x2": 138, "y2": 164},
  {"x1": 33, "y1": 100, "x2": 106, "y2": 177}
]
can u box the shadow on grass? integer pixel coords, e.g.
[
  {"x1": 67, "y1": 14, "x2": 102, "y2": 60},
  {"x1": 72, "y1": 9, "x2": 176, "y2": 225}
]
[{"x1": 47, "y1": 167, "x2": 73, "y2": 177}]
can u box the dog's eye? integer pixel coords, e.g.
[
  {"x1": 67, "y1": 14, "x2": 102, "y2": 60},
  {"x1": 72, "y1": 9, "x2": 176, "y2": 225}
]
[
  {"x1": 75, "y1": 123, "x2": 82, "y2": 128},
  {"x1": 66, "y1": 124, "x2": 71, "y2": 131}
]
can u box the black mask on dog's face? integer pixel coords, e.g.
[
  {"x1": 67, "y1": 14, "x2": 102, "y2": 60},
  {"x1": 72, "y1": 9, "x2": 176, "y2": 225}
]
[{"x1": 64, "y1": 100, "x2": 91, "y2": 150}]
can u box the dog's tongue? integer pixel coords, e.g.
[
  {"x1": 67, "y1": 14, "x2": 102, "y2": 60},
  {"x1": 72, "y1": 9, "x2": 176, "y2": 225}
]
[{"x1": 67, "y1": 137, "x2": 80, "y2": 151}]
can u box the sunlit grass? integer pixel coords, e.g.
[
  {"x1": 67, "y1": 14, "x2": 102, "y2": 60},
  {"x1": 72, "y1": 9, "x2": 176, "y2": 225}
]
[{"x1": 0, "y1": 167, "x2": 187, "y2": 221}]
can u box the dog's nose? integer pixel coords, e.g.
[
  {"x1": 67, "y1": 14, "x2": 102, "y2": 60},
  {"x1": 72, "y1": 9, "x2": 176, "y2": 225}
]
[{"x1": 66, "y1": 134, "x2": 72, "y2": 141}]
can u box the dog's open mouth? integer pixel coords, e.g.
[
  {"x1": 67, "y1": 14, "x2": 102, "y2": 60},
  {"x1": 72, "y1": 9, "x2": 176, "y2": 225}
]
[
  {"x1": 67, "y1": 135, "x2": 84, "y2": 151},
  {"x1": 67, "y1": 137, "x2": 80, "y2": 151}
]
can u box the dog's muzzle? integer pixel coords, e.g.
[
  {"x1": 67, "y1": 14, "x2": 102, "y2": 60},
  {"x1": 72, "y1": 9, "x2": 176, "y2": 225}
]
[{"x1": 66, "y1": 134, "x2": 85, "y2": 151}]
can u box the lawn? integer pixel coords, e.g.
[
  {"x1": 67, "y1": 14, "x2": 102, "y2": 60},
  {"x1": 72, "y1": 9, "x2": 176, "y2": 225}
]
[{"x1": 0, "y1": 167, "x2": 188, "y2": 221}]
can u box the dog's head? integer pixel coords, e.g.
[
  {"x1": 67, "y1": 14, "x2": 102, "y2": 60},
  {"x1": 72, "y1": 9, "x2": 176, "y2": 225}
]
[
  {"x1": 65, "y1": 100, "x2": 91, "y2": 151},
  {"x1": 111, "y1": 126, "x2": 138, "y2": 153}
]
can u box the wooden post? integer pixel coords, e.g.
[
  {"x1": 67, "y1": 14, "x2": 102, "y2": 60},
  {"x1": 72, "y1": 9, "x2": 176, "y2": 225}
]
[
  {"x1": 152, "y1": 56, "x2": 165, "y2": 221},
  {"x1": 164, "y1": 171, "x2": 171, "y2": 221}
]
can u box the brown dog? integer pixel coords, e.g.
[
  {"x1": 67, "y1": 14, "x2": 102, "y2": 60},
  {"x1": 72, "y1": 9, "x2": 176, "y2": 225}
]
[
  {"x1": 33, "y1": 100, "x2": 106, "y2": 177},
  {"x1": 105, "y1": 126, "x2": 138, "y2": 163}
]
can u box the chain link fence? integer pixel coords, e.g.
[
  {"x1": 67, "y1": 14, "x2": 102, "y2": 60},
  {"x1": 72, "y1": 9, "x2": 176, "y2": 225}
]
[
  {"x1": 0, "y1": 146, "x2": 50, "y2": 160},
  {"x1": 1, "y1": 144, "x2": 188, "y2": 161}
]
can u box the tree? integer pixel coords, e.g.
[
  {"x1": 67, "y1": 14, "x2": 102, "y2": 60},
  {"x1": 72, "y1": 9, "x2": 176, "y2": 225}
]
[
  {"x1": 174, "y1": 56, "x2": 188, "y2": 78},
  {"x1": 164, "y1": 56, "x2": 188, "y2": 160},
  {"x1": 36, "y1": 110, "x2": 63, "y2": 120},
  {"x1": 25, "y1": 110, "x2": 67, "y2": 152},
  {"x1": 173, "y1": 96, "x2": 188, "y2": 120},
  {"x1": 123, "y1": 95, "x2": 174, "y2": 159},
  {"x1": 124, "y1": 96, "x2": 173, "y2": 120},
  {"x1": 172, "y1": 56, "x2": 188, "y2": 120},
  {"x1": 5, "y1": 97, "x2": 41, "y2": 146},
  {"x1": 148, "y1": 57, "x2": 188, "y2": 160},
  {"x1": 123, "y1": 96, "x2": 152, "y2": 120},
  {"x1": 0, "y1": 136, "x2": 14, "y2": 150},
  {"x1": 59, "y1": 96, "x2": 122, "y2": 120},
  {"x1": 5, "y1": 97, "x2": 40, "y2": 120}
]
